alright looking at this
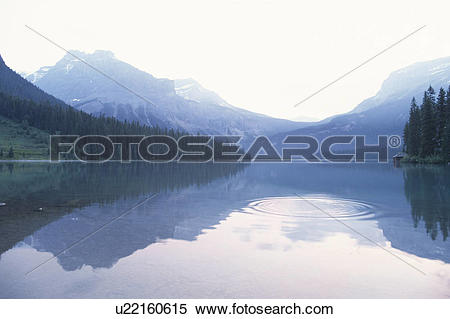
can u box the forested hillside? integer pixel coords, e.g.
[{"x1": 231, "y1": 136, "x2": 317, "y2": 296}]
[
  {"x1": 403, "y1": 86, "x2": 450, "y2": 163},
  {"x1": 0, "y1": 54, "x2": 181, "y2": 160},
  {"x1": 0, "y1": 55, "x2": 65, "y2": 107}
]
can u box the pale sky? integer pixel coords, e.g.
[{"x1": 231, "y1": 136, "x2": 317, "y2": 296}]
[{"x1": 1, "y1": 0, "x2": 449, "y2": 121}]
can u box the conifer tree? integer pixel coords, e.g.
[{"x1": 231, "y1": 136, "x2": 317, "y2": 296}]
[
  {"x1": 7, "y1": 146, "x2": 14, "y2": 158},
  {"x1": 443, "y1": 86, "x2": 450, "y2": 162},
  {"x1": 443, "y1": 123, "x2": 450, "y2": 163},
  {"x1": 447, "y1": 86, "x2": 450, "y2": 124},
  {"x1": 403, "y1": 122, "x2": 409, "y2": 152},
  {"x1": 407, "y1": 97, "x2": 421, "y2": 156},
  {"x1": 436, "y1": 87, "x2": 447, "y2": 148},
  {"x1": 420, "y1": 88, "x2": 436, "y2": 157}
]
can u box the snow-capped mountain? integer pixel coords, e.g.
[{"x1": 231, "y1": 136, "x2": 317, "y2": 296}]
[
  {"x1": 27, "y1": 50, "x2": 306, "y2": 137},
  {"x1": 26, "y1": 66, "x2": 52, "y2": 84},
  {"x1": 273, "y1": 56, "x2": 450, "y2": 144},
  {"x1": 173, "y1": 78, "x2": 231, "y2": 107}
]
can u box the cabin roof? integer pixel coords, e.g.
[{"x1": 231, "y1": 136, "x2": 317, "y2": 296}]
[{"x1": 393, "y1": 152, "x2": 406, "y2": 158}]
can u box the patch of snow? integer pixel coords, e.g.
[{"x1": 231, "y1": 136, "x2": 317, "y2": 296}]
[
  {"x1": 429, "y1": 63, "x2": 450, "y2": 75},
  {"x1": 175, "y1": 83, "x2": 195, "y2": 91},
  {"x1": 65, "y1": 63, "x2": 74, "y2": 73},
  {"x1": 26, "y1": 66, "x2": 51, "y2": 83}
]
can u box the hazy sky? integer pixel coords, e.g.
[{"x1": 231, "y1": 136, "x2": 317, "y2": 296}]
[{"x1": 1, "y1": 0, "x2": 449, "y2": 121}]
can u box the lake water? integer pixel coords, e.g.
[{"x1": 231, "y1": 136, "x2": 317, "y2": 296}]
[{"x1": 0, "y1": 162, "x2": 449, "y2": 298}]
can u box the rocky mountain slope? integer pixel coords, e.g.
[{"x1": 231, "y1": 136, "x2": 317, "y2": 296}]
[
  {"x1": 28, "y1": 50, "x2": 306, "y2": 137},
  {"x1": 273, "y1": 56, "x2": 450, "y2": 145}
]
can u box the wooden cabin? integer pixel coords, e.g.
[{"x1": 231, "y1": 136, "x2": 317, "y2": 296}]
[{"x1": 393, "y1": 152, "x2": 405, "y2": 167}]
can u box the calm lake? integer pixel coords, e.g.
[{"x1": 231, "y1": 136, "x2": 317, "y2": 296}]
[{"x1": 0, "y1": 162, "x2": 449, "y2": 298}]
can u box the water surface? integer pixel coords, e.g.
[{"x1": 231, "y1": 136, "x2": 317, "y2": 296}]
[{"x1": 0, "y1": 162, "x2": 449, "y2": 298}]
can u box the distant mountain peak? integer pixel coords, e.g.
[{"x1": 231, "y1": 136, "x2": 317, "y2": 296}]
[
  {"x1": 273, "y1": 55, "x2": 450, "y2": 146},
  {"x1": 26, "y1": 66, "x2": 52, "y2": 83},
  {"x1": 63, "y1": 49, "x2": 116, "y2": 60},
  {"x1": 351, "y1": 56, "x2": 450, "y2": 114},
  {"x1": 27, "y1": 50, "x2": 121, "y2": 84},
  {"x1": 92, "y1": 50, "x2": 115, "y2": 58},
  {"x1": 173, "y1": 78, "x2": 231, "y2": 107},
  {"x1": 27, "y1": 50, "x2": 305, "y2": 136}
]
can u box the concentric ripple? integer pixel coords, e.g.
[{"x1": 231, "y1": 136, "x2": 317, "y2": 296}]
[{"x1": 243, "y1": 196, "x2": 376, "y2": 220}]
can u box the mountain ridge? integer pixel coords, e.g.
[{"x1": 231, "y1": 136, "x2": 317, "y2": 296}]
[
  {"x1": 28, "y1": 50, "x2": 308, "y2": 137},
  {"x1": 273, "y1": 56, "x2": 450, "y2": 145},
  {"x1": 0, "y1": 54, "x2": 67, "y2": 107},
  {"x1": 351, "y1": 55, "x2": 450, "y2": 114}
]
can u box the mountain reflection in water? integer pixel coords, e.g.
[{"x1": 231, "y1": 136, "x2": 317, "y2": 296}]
[{"x1": 0, "y1": 162, "x2": 449, "y2": 298}]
